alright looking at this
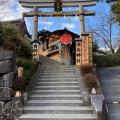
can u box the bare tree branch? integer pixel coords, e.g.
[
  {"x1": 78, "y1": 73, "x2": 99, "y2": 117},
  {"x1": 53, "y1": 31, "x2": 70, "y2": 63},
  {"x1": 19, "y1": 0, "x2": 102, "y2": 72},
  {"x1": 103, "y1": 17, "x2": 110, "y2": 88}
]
[{"x1": 86, "y1": 10, "x2": 120, "y2": 54}]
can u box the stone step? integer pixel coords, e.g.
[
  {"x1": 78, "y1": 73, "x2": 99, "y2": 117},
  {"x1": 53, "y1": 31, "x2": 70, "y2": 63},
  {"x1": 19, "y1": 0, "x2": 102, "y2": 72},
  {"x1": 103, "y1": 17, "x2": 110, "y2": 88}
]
[
  {"x1": 43, "y1": 69, "x2": 75, "y2": 71},
  {"x1": 42, "y1": 63, "x2": 61, "y2": 65},
  {"x1": 19, "y1": 114, "x2": 96, "y2": 120},
  {"x1": 40, "y1": 73, "x2": 76, "y2": 75},
  {"x1": 30, "y1": 95, "x2": 82, "y2": 100},
  {"x1": 42, "y1": 71, "x2": 76, "y2": 73},
  {"x1": 38, "y1": 79, "x2": 78, "y2": 82},
  {"x1": 43, "y1": 65, "x2": 74, "y2": 68},
  {"x1": 26, "y1": 100, "x2": 83, "y2": 106},
  {"x1": 23, "y1": 106, "x2": 93, "y2": 114},
  {"x1": 34, "y1": 86, "x2": 79, "y2": 90},
  {"x1": 40, "y1": 74, "x2": 77, "y2": 77},
  {"x1": 32, "y1": 90, "x2": 80, "y2": 95},
  {"x1": 39, "y1": 76, "x2": 77, "y2": 79},
  {"x1": 38, "y1": 78, "x2": 78, "y2": 81},
  {"x1": 36, "y1": 82, "x2": 78, "y2": 86},
  {"x1": 43, "y1": 68, "x2": 75, "y2": 70}
]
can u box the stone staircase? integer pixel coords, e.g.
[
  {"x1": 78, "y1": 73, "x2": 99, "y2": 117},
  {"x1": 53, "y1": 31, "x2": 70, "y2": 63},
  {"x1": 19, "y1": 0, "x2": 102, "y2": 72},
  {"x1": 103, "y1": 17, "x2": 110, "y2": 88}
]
[
  {"x1": 19, "y1": 56, "x2": 97, "y2": 120},
  {"x1": 39, "y1": 55, "x2": 61, "y2": 65}
]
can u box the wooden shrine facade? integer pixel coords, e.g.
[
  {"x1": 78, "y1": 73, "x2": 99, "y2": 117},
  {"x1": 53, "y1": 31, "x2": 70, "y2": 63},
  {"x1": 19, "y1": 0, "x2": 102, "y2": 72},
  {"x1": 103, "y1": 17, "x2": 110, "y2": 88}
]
[{"x1": 32, "y1": 29, "x2": 93, "y2": 65}]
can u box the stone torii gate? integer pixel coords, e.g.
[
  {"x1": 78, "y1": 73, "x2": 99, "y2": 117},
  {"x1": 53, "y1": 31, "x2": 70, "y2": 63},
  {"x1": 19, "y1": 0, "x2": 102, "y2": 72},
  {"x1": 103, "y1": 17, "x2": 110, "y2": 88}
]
[{"x1": 18, "y1": 0, "x2": 97, "y2": 41}]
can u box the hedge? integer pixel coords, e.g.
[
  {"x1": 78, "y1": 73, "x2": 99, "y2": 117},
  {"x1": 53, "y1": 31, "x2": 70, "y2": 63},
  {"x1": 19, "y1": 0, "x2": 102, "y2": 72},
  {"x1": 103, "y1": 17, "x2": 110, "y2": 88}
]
[{"x1": 93, "y1": 54, "x2": 120, "y2": 67}]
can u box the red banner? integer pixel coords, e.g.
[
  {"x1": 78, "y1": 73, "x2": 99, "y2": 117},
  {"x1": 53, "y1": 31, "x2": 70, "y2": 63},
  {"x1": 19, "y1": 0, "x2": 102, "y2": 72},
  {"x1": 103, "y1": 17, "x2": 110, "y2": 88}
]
[{"x1": 61, "y1": 34, "x2": 72, "y2": 44}]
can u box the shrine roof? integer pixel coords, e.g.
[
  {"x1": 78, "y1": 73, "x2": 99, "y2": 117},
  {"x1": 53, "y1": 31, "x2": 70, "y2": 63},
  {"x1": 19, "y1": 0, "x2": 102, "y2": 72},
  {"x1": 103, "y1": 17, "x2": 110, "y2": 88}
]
[
  {"x1": 31, "y1": 40, "x2": 40, "y2": 45},
  {"x1": 38, "y1": 29, "x2": 51, "y2": 36},
  {"x1": 40, "y1": 28, "x2": 79, "y2": 41}
]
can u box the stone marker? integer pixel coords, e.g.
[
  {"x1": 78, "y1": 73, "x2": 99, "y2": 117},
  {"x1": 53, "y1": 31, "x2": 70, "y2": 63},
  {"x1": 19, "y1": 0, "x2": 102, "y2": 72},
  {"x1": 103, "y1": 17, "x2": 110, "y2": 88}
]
[
  {"x1": 0, "y1": 87, "x2": 12, "y2": 101},
  {"x1": 0, "y1": 60, "x2": 15, "y2": 74},
  {"x1": 0, "y1": 50, "x2": 15, "y2": 61},
  {"x1": 2, "y1": 72, "x2": 15, "y2": 87},
  {"x1": 18, "y1": 67, "x2": 23, "y2": 77},
  {"x1": 82, "y1": 92, "x2": 88, "y2": 106}
]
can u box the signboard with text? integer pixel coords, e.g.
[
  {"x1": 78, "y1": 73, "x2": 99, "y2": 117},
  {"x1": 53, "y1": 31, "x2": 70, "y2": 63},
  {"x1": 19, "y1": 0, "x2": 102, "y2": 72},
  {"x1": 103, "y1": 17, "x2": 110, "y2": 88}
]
[
  {"x1": 88, "y1": 32, "x2": 93, "y2": 63},
  {"x1": 76, "y1": 41, "x2": 82, "y2": 65},
  {"x1": 54, "y1": 0, "x2": 62, "y2": 14},
  {"x1": 81, "y1": 35, "x2": 89, "y2": 64}
]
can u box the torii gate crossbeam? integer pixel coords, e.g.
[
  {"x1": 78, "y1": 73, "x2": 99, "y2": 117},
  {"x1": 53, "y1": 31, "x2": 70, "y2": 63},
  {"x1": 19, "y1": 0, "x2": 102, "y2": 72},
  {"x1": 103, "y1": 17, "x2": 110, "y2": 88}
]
[{"x1": 18, "y1": 0, "x2": 97, "y2": 41}]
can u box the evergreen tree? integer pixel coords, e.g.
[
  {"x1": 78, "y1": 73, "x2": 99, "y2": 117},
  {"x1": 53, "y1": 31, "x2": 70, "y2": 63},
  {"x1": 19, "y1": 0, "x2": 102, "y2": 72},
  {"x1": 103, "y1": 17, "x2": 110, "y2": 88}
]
[{"x1": 106, "y1": 0, "x2": 120, "y2": 22}]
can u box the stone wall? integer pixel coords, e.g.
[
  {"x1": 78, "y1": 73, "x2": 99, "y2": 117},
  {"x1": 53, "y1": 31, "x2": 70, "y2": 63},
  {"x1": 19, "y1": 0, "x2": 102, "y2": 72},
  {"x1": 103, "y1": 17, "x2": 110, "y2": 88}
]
[{"x1": 0, "y1": 50, "x2": 23, "y2": 120}]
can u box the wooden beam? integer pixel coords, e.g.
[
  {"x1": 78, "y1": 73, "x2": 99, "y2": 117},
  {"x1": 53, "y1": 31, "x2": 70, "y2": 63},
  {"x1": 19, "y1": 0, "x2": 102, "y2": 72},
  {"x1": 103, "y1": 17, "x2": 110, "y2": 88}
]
[{"x1": 23, "y1": 10, "x2": 95, "y2": 17}]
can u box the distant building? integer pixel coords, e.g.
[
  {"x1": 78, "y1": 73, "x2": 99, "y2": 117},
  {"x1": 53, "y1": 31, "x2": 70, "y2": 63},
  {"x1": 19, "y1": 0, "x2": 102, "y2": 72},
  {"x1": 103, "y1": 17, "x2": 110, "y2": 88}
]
[
  {"x1": 37, "y1": 29, "x2": 51, "y2": 45},
  {"x1": 94, "y1": 49, "x2": 107, "y2": 55}
]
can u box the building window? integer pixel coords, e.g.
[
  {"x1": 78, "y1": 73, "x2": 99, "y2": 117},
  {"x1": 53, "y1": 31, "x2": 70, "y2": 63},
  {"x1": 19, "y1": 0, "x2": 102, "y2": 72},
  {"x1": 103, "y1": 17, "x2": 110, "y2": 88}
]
[
  {"x1": 49, "y1": 42, "x2": 60, "y2": 52},
  {"x1": 62, "y1": 44, "x2": 69, "y2": 51},
  {"x1": 34, "y1": 44, "x2": 37, "y2": 49}
]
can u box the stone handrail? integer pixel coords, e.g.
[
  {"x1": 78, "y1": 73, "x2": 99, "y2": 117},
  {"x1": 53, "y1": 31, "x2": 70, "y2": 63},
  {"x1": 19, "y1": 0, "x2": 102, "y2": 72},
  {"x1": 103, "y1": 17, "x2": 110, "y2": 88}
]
[
  {"x1": 26, "y1": 64, "x2": 44, "y2": 99},
  {"x1": 74, "y1": 65, "x2": 89, "y2": 105}
]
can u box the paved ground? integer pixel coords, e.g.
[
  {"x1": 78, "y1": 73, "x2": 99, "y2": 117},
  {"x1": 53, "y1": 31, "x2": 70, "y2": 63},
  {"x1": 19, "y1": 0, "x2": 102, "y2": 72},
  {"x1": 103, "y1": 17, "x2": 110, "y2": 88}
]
[{"x1": 98, "y1": 67, "x2": 120, "y2": 120}]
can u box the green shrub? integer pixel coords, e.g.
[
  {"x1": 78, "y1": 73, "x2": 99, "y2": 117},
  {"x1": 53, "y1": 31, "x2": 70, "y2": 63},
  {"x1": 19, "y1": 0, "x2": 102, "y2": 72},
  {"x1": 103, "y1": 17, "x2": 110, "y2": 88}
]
[
  {"x1": 93, "y1": 54, "x2": 120, "y2": 67},
  {"x1": 80, "y1": 64, "x2": 94, "y2": 76},
  {"x1": 83, "y1": 73, "x2": 97, "y2": 91},
  {"x1": 16, "y1": 58, "x2": 39, "y2": 85}
]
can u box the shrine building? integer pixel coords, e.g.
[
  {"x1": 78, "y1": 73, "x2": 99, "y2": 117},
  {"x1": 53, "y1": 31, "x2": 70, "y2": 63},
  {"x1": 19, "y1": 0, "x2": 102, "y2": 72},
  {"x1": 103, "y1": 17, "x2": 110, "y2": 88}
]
[{"x1": 33, "y1": 28, "x2": 79, "y2": 65}]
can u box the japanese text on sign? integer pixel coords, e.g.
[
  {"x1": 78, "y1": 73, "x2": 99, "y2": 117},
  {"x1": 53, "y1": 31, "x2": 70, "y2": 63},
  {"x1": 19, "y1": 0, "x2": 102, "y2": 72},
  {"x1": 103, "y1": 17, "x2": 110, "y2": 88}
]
[
  {"x1": 82, "y1": 36, "x2": 89, "y2": 64},
  {"x1": 76, "y1": 41, "x2": 82, "y2": 65}
]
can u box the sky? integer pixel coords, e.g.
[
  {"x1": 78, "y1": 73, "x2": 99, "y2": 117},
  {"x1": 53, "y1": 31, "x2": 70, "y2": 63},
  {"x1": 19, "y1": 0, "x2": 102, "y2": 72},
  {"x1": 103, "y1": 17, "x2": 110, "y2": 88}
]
[{"x1": 0, "y1": 0, "x2": 111, "y2": 36}]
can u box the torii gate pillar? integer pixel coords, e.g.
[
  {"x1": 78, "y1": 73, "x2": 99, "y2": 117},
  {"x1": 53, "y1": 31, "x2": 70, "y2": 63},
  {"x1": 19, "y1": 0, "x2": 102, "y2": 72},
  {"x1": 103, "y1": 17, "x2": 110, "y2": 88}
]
[
  {"x1": 79, "y1": 5, "x2": 85, "y2": 34},
  {"x1": 32, "y1": 7, "x2": 38, "y2": 41}
]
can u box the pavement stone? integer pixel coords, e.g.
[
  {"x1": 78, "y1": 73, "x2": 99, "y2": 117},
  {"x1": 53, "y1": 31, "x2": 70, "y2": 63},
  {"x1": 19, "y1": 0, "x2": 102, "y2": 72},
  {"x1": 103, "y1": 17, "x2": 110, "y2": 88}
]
[{"x1": 98, "y1": 67, "x2": 120, "y2": 119}]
